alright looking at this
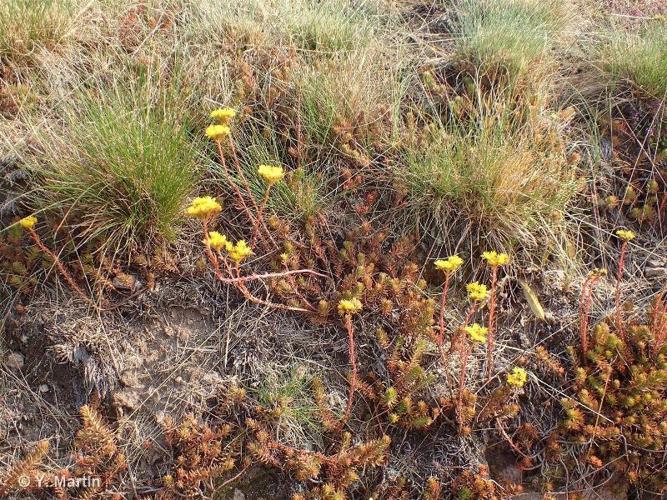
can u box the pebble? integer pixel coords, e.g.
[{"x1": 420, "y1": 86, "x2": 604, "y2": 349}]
[
  {"x1": 38, "y1": 384, "x2": 49, "y2": 393},
  {"x1": 112, "y1": 273, "x2": 138, "y2": 291},
  {"x1": 644, "y1": 260, "x2": 665, "y2": 279},
  {"x1": 5, "y1": 352, "x2": 24, "y2": 371}
]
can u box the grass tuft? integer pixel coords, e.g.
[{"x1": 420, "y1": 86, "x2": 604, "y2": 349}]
[
  {"x1": 597, "y1": 22, "x2": 667, "y2": 99},
  {"x1": 187, "y1": 0, "x2": 382, "y2": 54},
  {"x1": 402, "y1": 105, "x2": 579, "y2": 244},
  {"x1": 255, "y1": 367, "x2": 321, "y2": 445},
  {"x1": 454, "y1": 0, "x2": 571, "y2": 83},
  {"x1": 34, "y1": 86, "x2": 198, "y2": 256},
  {"x1": 0, "y1": 0, "x2": 73, "y2": 62}
]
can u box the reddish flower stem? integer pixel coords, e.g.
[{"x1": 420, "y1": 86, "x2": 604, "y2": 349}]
[
  {"x1": 200, "y1": 222, "x2": 321, "y2": 313},
  {"x1": 453, "y1": 301, "x2": 481, "y2": 430},
  {"x1": 27, "y1": 229, "x2": 94, "y2": 307},
  {"x1": 449, "y1": 302, "x2": 479, "y2": 354},
  {"x1": 436, "y1": 274, "x2": 452, "y2": 388},
  {"x1": 579, "y1": 274, "x2": 602, "y2": 357},
  {"x1": 342, "y1": 313, "x2": 358, "y2": 425},
  {"x1": 229, "y1": 139, "x2": 259, "y2": 212},
  {"x1": 202, "y1": 220, "x2": 226, "y2": 280},
  {"x1": 226, "y1": 259, "x2": 312, "y2": 313},
  {"x1": 456, "y1": 339, "x2": 471, "y2": 429},
  {"x1": 227, "y1": 138, "x2": 276, "y2": 249},
  {"x1": 437, "y1": 273, "x2": 451, "y2": 346},
  {"x1": 251, "y1": 185, "x2": 272, "y2": 247},
  {"x1": 615, "y1": 240, "x2": 628, "y2": 341},
  {"x1": 486, "y1": 266, "x2": 499, "y2": 381},
  {"x1": 216, "y1": 141, "x2": 255, "y2": 226}
]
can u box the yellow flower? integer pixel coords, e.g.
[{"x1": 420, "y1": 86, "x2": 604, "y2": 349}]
[
  {"x1": 466, "y1": 282, "x2": 488, "y2": 301},
  {"x1": 204, "y1": 231, "x2": 228, "y2": 252},
  {"x1": 434, "y1": 255, "x2": 464, "y2": 273},
  {"x1": 506, "y1": 367, "x2": 528, "y2": 388},
  {"x1": 205, "y1": 124, "x2": 231, "y2": 141},
  {"x1": 210, "y1": 107, "x2": 236, "y2": 125},
  {"x1": 186, "y1": 196, "x2": 222, "y2": 219},
  {"x1": 465, "y1": 323, "x2": 488, "y2": 343},
  {"x1": 258, "y1": 164, "x2": 285, "y2": 184},
  {"x1": 226, "y1": 240, "x2": 253, "y2": 263},
  {"x1": 18, "y1": 215, "x2": 37, "y2": 230},
  {"x1": 482, "y1": 251, "x2": 510, "y2": 267},
  {"x1": 338, "y1": 297, "x2": 363, "y2": 316},
  {"x1": 615, "y1": 229, "x2": 636, "y2": 241},
  {"x1": 587, "y1": 268, "x2": 607, "y2": 280}
]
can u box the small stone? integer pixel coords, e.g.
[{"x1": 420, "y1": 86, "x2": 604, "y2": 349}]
[
  {"x1": 113, "y1": 272, "x2": 138, "y2": 291},
  {"x1": 38, "y1": 384, "x2": 49, "y2": 393},
  {"x1": 5, "y1": 352, "x2": 24, "y2": 371},
  {"x1": 176, "y1": 327, "x2": 190, "y2": 342},
  {"x1": 112, "y1": 389, "x2": 141, "y2": 411},
  {"x1": 233, "y1": 489, "x2": 245, "y2": 500},
  {"x1": 120, "y1": 370, "x2": 143, "y2": 388},
  {"x1": 645, "y1": 266, "x2": 665, "y2": 279}
]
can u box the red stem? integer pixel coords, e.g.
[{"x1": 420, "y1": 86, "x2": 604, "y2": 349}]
[
  {"x1": 486, "y1": 266, "x2": 499, "y2": 381},
  {"x1": 579, "y1": 274, "x2": 601, "y2": 357},
  {"x1": 28, "y1": 229, "x2": 93, "y2": 307},
  {"x1": 229, "y1": 139, "x2": 258, "y2": 213},
  {"x1": 228, "y1": 138, "x2": 277, "y2": 249},
  {"x1": 251, "y1": 186, "x2": 271, "y2": 247},
  {"x1": 456, "y1": 340, "x2": 471, "y2": 429},
  {"x1": 200, "y1": 223, "x2": 319, "y2": 313},
  {"x1": 216, "y1": 141, "x2": 255, "y2": 226},
  {"x1": 615, "y1": 241, "x2": 627, "y2": 341},
  {"x1": 449, "y1": 302, "x2": 479, "y2": 354},
  {"x1": 437, "y1": 273, "x2": 451, "y2": 346},
  {"x1": 342, "y1": 314, "x2": 358, "y2": 425}
]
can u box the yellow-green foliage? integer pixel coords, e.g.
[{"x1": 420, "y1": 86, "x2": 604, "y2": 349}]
[
  {"x1": 559, "y1": 319, "x2": 667, "y2": 489},
  {"x1": 5, "y1": 0, "x2": 667, "y2": 498}
]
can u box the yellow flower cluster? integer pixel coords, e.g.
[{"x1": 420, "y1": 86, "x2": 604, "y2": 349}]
[
  {"x1": 482, "y1": 251, "x2": 510, "y2": 266},
  {"x1": 19, "y1": 215, "x2": 37, "y2": 230},
  {"x1": 258, "y1": 164, "x2": 285, "y2": 184},
  {"x1": 338, "y1": 297, "x2": 363, "y2": 316},
  {"x1": 588, "y1": 268, "x2": 608, "y2": 279},
  {"x1": 506, "y1": 367, "x2": 528, "y2": 388},
  {"x1": 186, "y1": 196, "x2": 222, "y2": 219},
  {"x1": 204, "y1": 231, "x2": 228, "y2": 252},
  {"x1": 434, "y1": 255, "x2": 464, "y2": 273},
  {"x1": 226, "y1": 240, "x2": 253, "y2": 263},
  {"x1": 466, "y1": 282, "x2": 488, "y2": 301},
  {"x1": 203, "y1": 230, "x2": 253, "y2": 262},
  {"x1": 615, "y1": 229, "x2": 636, "y2": 241},
  {"x1": 210, "y1": 107, "x2": 236, "y2": 125},
  {"x1": 465, "y1": 323, "x2": 488, "y2": 343},
  {"x1": 205, "y1": 124, "x2": 231, "y2": 142}
]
